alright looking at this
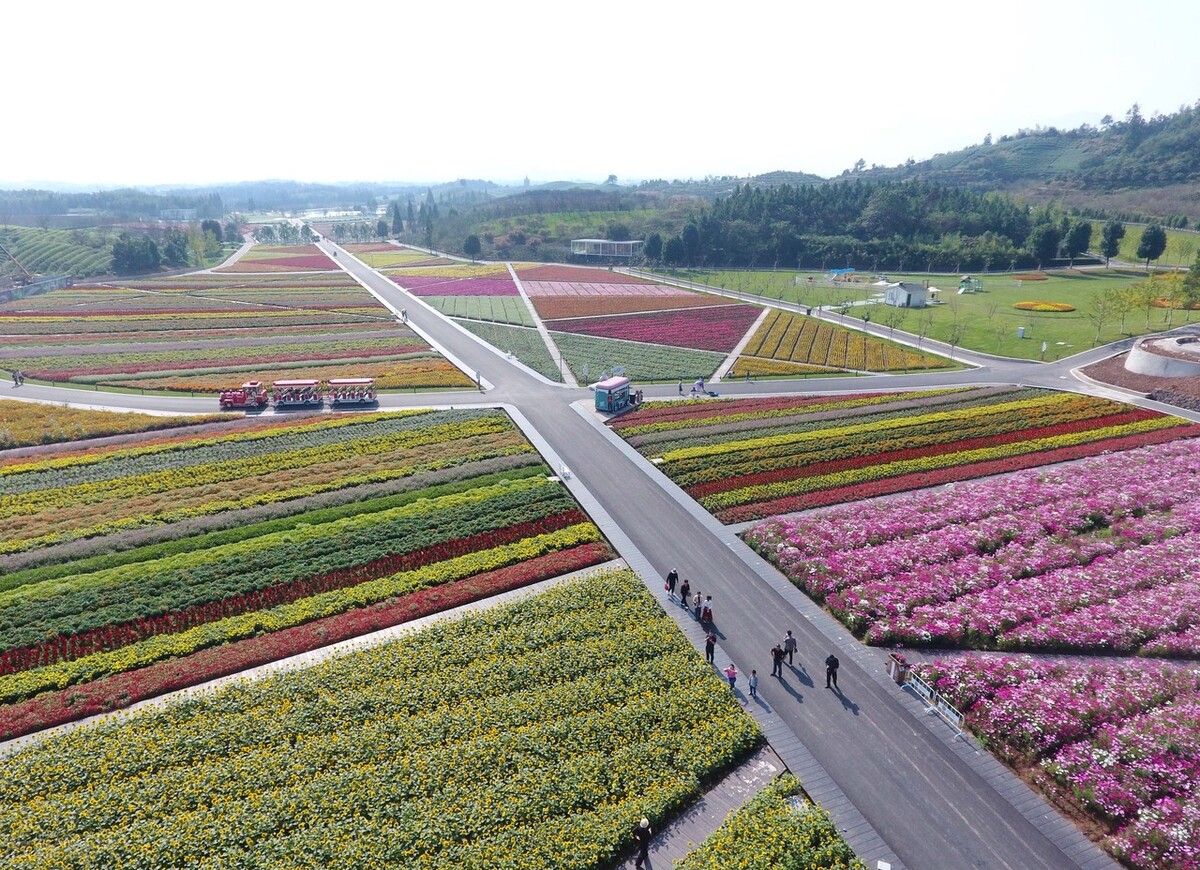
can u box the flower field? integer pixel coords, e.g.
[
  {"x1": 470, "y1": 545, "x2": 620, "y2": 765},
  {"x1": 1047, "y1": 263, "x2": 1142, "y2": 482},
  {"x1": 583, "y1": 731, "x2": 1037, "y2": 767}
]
[
  {"x1": 0, "y1": 569, "x2": 761, "y2": 869},
  {"x1": 514, "y1": 265, "x2": 656, "y2": 284},
  {"x1": 917, "y1": 655, "x2": 1200, "y2": 869},
  {"x1": 0, "y1": 409, "x2": 614, "y2": 734},
  {"x1": 532, "y1": 293, "x2": 731, "y2": 320},
  {"x1": 676, "y1": 774, "x2": 865, "y2": 870},
  {"x1": 0, "y1": 273, "x2": 473, "y2": 391},
  {"x1": 613, "y1": 387, "x2": 1200, "y2": 523},
  {"x1": 454, "y1": 321, "x2": 562, "y2": 382},
  {"x1": 218, "y1": 244, "x2": 338, "y2": 272},
  {"x1": 424, "y1": 295, "x2": 534, "y2": 325},
  {"x1": 393, "y1": 275, "x2": 521, "y2": 297},
  {"x1": 551, "y1": 332, "x2": 725, "y2": 383},
  {"x1": 745, "y1": 436, "x2": 1200, "y2": 654},
  {"x1": 546, "y1": 304, "x2": 763, "y2": 353},
  {"x1": 741, "y1": 310, "x2": 951, "y2": 372},
  {"x1": 0, "y1": 401, "x2": 233, "y2": 449}
]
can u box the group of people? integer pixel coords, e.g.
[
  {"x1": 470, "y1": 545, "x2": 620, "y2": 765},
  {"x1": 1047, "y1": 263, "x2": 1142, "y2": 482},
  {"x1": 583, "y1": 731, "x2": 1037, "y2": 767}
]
[
  {"x1": 664, "y1": 570, "x2": 714, "y2": 624},
  {"x1": 10, "y1": 370, "x2": 25, "y2": 386},
  {"x1": 664, "y1": 567, "x2": 844, "y2": 694}
]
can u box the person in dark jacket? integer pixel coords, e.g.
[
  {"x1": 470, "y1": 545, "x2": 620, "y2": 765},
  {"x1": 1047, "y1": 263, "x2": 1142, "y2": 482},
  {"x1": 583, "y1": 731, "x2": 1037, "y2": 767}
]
[
  {"x1": 704, "y1": 631, "x2": 716, "y2": 665},
  {"x1": 633, "y1": 816, "x2": 653, "y2": 868},
  {"x1": 825, "y1": 653, "x2": 840, "y2": 689},
  {"x1": 771, "y1": 644, "x2": 785, "y2": 677},
  {"x1": 665, "y1": 568, "x2": 678, "y2": 599}
]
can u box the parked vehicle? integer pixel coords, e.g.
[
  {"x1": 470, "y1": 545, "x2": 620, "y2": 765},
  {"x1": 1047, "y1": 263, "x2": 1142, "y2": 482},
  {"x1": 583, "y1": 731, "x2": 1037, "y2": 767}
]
[
  {"x1": 272, "y1": 379, "x2": 323, "y2": 407},
  {"x1": 218, "y1": 380, "x2": 269, "y2": 410},
  {"x1": 328, "y1": 377, "x2": 377, "y2": 406}
]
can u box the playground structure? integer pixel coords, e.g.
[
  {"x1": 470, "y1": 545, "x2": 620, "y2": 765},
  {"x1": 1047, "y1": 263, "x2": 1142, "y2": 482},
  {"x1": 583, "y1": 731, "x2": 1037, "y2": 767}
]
[{"x1": 958, "y1": 275, "x2": 983, "y2": 293}]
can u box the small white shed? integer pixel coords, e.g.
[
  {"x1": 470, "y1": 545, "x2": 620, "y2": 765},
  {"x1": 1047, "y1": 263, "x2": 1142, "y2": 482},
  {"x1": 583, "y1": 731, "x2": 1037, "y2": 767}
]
[{"x1": 883, "y1": 282, "x2": 931, "y2": 309}]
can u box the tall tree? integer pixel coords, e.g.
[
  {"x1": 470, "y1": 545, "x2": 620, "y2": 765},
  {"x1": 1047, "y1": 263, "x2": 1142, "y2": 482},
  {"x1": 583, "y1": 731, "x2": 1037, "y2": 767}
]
[
  {"x1": 1026, "y1": 224, "x2": 1061, "y2": 269},
  {"x1": 1136, "y1": 223, "x2": 1167, "y2": 270},
  {"x1": 200, "y1": 219, "x2": 223, "y2": 244},
  {"x1": 1064, "y1": 220, "x2": 1092, "y2": 267},
  {"x1": 643, "y1": 232, "x2": 663, "y2": 262},
  {"x1": 463, "y1": 234, "x2": 481, "y2": 261},
  {"x1": 111, "y1": 233, "x2": 160, "y2": 274},
  {"x1": 681, "y1": 223, "x2": 701, "y2": 266},
  {"x1": 1100, "y1": 220, "x2": 1125, "y2": 266},
  {"x1": 376, "y1": 219, "x2": 389, "y2": 240},
  {"x1": 391, "y1": 201, "x2": 402, "y2": 236}
]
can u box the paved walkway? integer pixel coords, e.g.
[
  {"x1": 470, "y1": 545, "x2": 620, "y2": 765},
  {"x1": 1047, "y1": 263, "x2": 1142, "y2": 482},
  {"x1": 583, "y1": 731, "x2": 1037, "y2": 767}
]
[{"x1": 5, "y1": 243, "x2": 1154, "y2": 869}]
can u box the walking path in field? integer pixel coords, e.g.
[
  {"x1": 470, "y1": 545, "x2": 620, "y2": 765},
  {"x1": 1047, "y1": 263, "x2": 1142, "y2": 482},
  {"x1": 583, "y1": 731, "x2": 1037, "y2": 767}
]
[{"x1": 6, "y1": 243, "x2": 1167, "y2": 869}]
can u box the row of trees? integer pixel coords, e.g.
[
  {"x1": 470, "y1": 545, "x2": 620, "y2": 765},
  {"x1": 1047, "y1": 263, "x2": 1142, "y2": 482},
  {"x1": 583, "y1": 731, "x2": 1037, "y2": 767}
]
[
  {"x1": 110, "y1": 220, "x2": 240, "y2": 275},
  {"x1": 1089, "y1": 261, "x2": 1200, "y2": 342},
  {"x1": 638, "y1": 180, "x2": 1178, "y2": 272}
]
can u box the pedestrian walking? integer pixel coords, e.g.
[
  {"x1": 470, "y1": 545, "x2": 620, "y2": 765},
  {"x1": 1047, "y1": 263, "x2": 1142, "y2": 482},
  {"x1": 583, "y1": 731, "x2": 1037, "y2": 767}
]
[
  {"x1": 632, "y1": 817, "x2": 653, "y2": 868},
  {"x1": 748, "y1": 669, "x2": 759, "y2": 697},
  {"x1": 664, "y1": 568, "x2": 678, "y2": 599},
  {"x1": 692, "y1": 590, "x2": 703, "y2": 620},
  {"x1": 825, "y1": 653, "x2": 840, "y2": 689},
  {"x1": 771, "y1": 644, "x2": 785, "y2": 677},
  {"x1": 783, "y1": 630, "x2": 798, "y2": 666},
  {"x1": 701, "y1": 594, "x2": 713, "y2": 624},
  {"x1": 704, "y1": 630, "x2": 716, "y2": 665},
  {"x1": 678, "y1": 379, "x2": 683, "y2": 395},
  {"x1": 10, "y1": 371, "x2": 17, "y2": 387},
  {"x1": 679, "y1": 578, "x2": 691, "y2": 610},
  {"x1": 724, "y1": 663, "x2": 738, "y2": 690}
]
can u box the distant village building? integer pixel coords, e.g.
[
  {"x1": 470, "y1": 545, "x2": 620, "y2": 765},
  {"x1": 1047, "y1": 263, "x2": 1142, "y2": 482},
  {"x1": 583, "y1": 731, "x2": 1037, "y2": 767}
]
[
  {"x1": 159, "y1": 208, "x2": 197, "y2": 221},
  {"x1": 571, "y1": 239, "x2": 643, "y2": 258}
]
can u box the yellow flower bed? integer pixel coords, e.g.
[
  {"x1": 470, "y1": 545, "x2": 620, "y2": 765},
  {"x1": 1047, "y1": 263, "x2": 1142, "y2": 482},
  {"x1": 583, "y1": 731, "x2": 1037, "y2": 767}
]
[
  {"x1": 0, "y1": 569, "x2": 760, "y2": 870},
  {"x1": 1013, "y1": 301, "x2": 1075, "y2": 312}
]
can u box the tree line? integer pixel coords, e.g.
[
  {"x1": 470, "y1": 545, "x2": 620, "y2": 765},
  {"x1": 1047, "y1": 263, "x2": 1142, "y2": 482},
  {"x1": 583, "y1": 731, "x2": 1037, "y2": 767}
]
[{"x1": 644, "y1": 180, "x2": 1168, "y2": 272}]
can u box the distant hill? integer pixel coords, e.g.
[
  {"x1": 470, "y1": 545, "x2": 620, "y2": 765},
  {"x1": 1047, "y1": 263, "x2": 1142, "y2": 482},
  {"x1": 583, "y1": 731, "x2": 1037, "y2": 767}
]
[{"x1": 853, "y1": 101, "x2": 1200, "y2": 223}]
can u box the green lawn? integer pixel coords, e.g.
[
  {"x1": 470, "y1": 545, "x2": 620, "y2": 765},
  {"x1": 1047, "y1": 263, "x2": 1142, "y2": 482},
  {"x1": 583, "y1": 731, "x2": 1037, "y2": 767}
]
[{"x1": 656, "y1": 268, "x2": 1195, "y2": 360}]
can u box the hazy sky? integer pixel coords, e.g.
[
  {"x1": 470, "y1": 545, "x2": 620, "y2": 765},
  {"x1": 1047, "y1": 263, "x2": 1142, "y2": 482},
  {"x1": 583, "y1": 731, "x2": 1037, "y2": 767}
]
[{"x1": 6, "y1": 0, "x2": 1198, "y2": 188}]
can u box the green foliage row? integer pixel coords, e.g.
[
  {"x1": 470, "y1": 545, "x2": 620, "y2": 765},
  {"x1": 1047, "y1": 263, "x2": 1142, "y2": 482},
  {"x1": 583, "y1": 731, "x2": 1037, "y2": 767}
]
[
  {"x1": 0, "y1": 477, "x2": 571, "y2": 650},
  {"x1": 455, "y1": 319, "x2": 563, "y2": 381},
  {"x1": 551, "y1": 331, "x2": 725, "y2": 383},
  {"x1": 0, "y1": 461, "x2": 547, "y2": 592},
  {"x1": 0, "y1": 569, "x2": 761, "y2": 870},
  {"x1": 425, "y1": 294, "x2": 534, "y2": 325}
]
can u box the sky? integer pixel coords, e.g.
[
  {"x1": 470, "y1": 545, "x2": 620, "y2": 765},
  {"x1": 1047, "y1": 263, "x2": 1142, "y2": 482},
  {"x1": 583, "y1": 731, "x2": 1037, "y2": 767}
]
[{"x1": 5, "y1": 0, "x2": 1199, "y2": 189}]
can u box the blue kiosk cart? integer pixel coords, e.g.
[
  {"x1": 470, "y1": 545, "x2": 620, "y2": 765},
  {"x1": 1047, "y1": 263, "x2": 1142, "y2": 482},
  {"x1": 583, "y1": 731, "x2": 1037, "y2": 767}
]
[{"x1": 594, "y1": 375, "x2": 641, "y2": 413}]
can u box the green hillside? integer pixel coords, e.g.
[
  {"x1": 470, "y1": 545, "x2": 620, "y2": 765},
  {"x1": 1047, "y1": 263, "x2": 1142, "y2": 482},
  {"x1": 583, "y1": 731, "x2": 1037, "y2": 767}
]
[{"x1": 0, "y1": 225, "x2": 115, "y2": 279}]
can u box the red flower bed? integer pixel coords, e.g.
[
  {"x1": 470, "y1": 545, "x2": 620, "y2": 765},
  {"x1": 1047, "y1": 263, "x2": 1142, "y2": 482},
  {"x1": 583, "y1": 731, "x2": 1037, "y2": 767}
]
[
  {"x1": 546, "y1": 305, "x2": 763, "y2": 352},
  {"x1": 688, "y1": 408, "x2": 1161, "y2": 498},
  {"x1": 514, "y1": 265, "x2": 653, "y2": 283},
  {"x1": 0, "y1": 542, "x2": 613, "y2": 741},
  {"x1": 532, "y1": 296, "x2": 726, "y2": 319},
  {"x1": 0, "y1": 510, "x2": 587, "y2": 675},
  {"x1": 609, "y1": 393, "x2": 892, "y2": 430},
  {"x1": 35, "y1": 345, "x2": 430, "y2": 380},
  {"x1": 715, "y1": 425, "x2": 1200, "y2": 523}
]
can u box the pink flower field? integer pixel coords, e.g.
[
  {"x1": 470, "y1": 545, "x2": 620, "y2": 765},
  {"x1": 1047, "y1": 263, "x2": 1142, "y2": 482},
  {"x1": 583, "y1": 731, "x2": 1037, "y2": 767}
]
[
  {"x1": 545, "y1": 304, "x2": 763, "y2": 352},
  {"x1": 522, "y1": 281, "x2": 704, "y2": 297},
  {"x1": 746, "y1": 437, "x2": 1200, "y2": 656},
  {"x1": 392, "y1": 276, "x2": 519, "y2": 297},
  {"x1": 919, "y1": 655, "x2": 1200, "y2": 869}
]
